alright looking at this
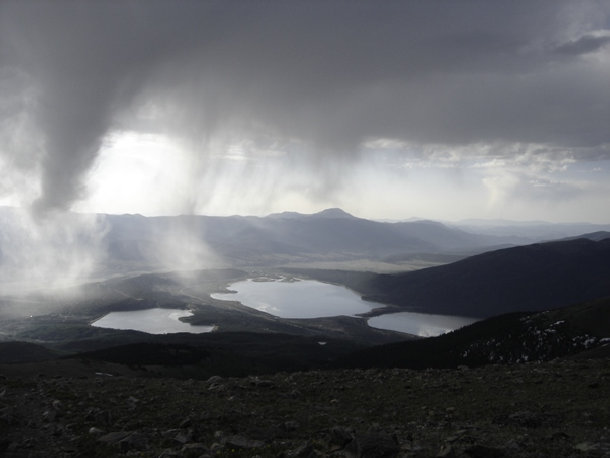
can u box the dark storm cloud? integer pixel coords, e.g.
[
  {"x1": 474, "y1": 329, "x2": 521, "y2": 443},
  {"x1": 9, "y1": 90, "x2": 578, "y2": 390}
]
[
  {"x1": 555, "y1": 33, "x2": 610, "y2": 56},
  {"x1": 1, "y1": 0, "x2": 609, "y2": 211}
]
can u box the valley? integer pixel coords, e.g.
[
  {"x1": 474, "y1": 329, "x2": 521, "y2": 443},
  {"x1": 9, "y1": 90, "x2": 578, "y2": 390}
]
[
  {"x1": 1, "y1": 210, "x2": 609, "y2": 457},
  {"x1": 1, "y1": 210, "x2": 610, "y2": 368},
  {"x1": 3, "y1": 2, "x2": 610, "y2": 455}
]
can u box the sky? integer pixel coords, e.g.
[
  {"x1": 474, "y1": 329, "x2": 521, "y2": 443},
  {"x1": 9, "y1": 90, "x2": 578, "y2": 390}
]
[{"x1": 1, "y1": 1, "x2": 610, "y2": 223}]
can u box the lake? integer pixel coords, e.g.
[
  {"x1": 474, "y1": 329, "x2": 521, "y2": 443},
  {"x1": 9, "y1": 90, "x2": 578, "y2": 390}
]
[
  {"x1": 91, "y1": 308, "x2": 215, "y2": 334},
  {"x1": 211, "y1": 278, "x2": 377, "y2": 318},
  {"x1": 212, "y1": 278, "x2": 477, "y2": 336},
  {"x1": 368, "y1": 312, "x2": 477, "y2": 337}
]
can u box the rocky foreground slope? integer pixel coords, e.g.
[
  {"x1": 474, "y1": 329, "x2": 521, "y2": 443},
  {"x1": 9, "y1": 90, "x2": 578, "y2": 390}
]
[{"x1": 1, "y1": 358, "x2": 609, "y2": 457}]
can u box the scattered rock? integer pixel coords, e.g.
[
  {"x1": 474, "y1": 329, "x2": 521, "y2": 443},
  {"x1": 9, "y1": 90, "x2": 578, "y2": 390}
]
[
  {"x1": 284, "y1": 441, "x2": 320, "y2": 457},
  {"x1": 98, "y1": 430, "x2": 134, "y2": 445},
  {"x1": 209, "y1": 442, "x2": 223, "y2": 453},
  {"x1": 181, "y1": 442, "x2": 209, "y2": 456},
  {"x1": 98, "y1": 430, "x2": 149, "y2": 451},
  {"x1": 162, "y1": 428, "x2": 193, "y2": 445},
  {"x1": 283, "y1": 420, "x2": 300, "y2": 431},
  {"x1": 573, "y1": 441, "x2": 610, "y2": 453},
  {"x1": 119, "y1": 431, "x2": 150, "y2": 452},
  {"x1": 42, "y1": 409, "x2": 56, "y2": 422},
  {"x1": 179, "y1": 417, "x2": 192, "y2": 428},
  {"x1": 224, "y1": 434, "x2": 265, "y2": 449},
  {"x1": 250, "y1": 377, "x2": 274, "y2": 388},
  {"x1": 437, "y1": 444, "x2": 456, "y2": 457},
  {"x1": 174, "y1": 429, "x2": 193, "y2": 444},
  {"x1": 0, "y1": 360, "x2": 608, "y2": 457}
]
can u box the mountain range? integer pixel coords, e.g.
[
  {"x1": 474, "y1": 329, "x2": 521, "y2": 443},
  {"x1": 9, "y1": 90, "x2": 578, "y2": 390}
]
[
  {"x1": 3, "y1": 206, "x2": 610, "y2": 278},
  {"x1": 1, "y1": 206, "x2": 609, "y2": 373},
  {"x1": 102, "y1": 208, "x2": 515, "y2": 270},
  {"x1": 101, "y1": 208, "x2": 610, "y2": 273}
]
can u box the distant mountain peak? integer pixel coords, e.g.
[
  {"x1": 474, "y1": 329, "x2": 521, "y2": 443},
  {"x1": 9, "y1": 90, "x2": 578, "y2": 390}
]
[
  {"x1": 266, "y1": 211, "x2": 306, "y2": 219},
  {"x1": 267, "y1": 208, "x2": 356, "y2": 219},
  {"x1": 406, "y1": 219, "x2": 446, "y2": 227},
  {"x1": 313, "y1": 208, "x2": 355, "y2": 219}
]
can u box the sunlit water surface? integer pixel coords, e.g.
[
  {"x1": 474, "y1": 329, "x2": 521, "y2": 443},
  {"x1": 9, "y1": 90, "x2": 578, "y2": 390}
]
[
  {"x1": 211, "y1": 278, "x2": 376, "y2": 318},
  {"x1": 91, "y1": 309, "x2": 214, "y2": 334},
  {"x1": 212, "y1": 278, "x2": 477, "y2": 336}
]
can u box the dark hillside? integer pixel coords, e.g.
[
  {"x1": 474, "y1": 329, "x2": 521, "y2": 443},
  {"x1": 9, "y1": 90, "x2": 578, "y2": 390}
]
[
  {"x1": 0, "y1": 341, "x2": 58, "y2": 363},
  {"x1": 0, "y1": 333, "x2": 365, "y2": 379},
  {"x1": 339, "y1": 296, "x2": 610, "y2": 370},
  {"x1": 70, "y1": 332, "x2": 364, "y2": 377},
  {"x1": 360, "y1": 237, "x2": 610, "y2": 317}
]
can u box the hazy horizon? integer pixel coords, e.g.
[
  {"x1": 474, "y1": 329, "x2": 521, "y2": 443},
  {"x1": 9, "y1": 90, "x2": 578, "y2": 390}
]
[{"x1": 3, "y1": 204, "x2": 610, "y2": 226}]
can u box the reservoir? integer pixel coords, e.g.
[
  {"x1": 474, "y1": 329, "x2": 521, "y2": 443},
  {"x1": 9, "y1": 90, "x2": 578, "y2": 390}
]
[
  {"x1": 368, "y1": 312, "x2": 477, "y2": 337},
  {"x1": 212, "y1": 278, "x2": 477, "y2": 336},
  {"x1": 211, "y1": 278, "x2": 377, "y2": 318},
  {"x1": 91, "y1": 280, "x2": 476, "y2": 337},
  {"x1": 91, "y1": 308, "x2": 214, "y2": 334}
]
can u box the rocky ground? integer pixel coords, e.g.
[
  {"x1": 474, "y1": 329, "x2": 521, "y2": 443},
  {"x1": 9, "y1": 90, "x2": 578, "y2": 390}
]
[{"x1": 1, "y1": 358, "x2": 609, "y2": 457}]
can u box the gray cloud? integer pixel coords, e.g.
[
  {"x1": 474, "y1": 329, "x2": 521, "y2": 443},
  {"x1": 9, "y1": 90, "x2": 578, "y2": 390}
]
[
  {"x1": 555, "y1": 33, "x2": 610, "y2": 56},
  {"x1": 1, "y1": 0, "x2": 609, "y2": 212}
]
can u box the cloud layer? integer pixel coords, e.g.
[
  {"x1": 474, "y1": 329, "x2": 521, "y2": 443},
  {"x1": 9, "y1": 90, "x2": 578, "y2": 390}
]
[{"x1": 1, "y1": 1, "x2": 609, "y2": 215}]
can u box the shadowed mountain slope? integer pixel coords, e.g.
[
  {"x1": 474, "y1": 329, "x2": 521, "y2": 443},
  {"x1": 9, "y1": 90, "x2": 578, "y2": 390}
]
[
  {"x1": 338, "y1": 295, "x2": 610, "y2": 370},
  {"x1": 307, "y1": 237, "x2": 610, "y2": 318},
  {"x1": 0, "y1": 341, "x2": 58, "y2": 363}
]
